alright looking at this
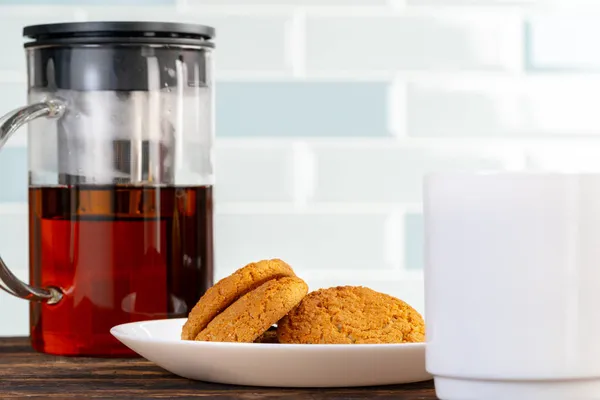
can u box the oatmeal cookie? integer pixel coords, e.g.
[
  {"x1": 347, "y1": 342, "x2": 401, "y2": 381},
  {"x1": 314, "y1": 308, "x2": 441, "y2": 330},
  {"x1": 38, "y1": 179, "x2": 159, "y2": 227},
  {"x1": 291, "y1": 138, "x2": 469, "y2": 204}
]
[
  {"x1": 277, "y1": 286, "x2": 425, "y2": 344},
  {"x1": 181, "y1": 259, "x2": 296, "y2": 340},
  {"x1": 195, "y1": 276, "x2": 308, "y2": 343}
]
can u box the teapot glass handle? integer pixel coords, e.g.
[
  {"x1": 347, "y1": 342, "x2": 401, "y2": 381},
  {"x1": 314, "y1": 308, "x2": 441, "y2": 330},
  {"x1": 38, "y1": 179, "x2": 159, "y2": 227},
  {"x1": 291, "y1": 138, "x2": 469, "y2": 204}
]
[{"x1": 0, "y1": 99, "x2": 65, "y2": 304}]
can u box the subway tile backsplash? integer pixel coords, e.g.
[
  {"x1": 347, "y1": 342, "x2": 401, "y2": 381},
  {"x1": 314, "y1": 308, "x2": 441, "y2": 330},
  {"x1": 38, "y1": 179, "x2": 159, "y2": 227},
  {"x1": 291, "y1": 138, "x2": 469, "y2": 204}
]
[
  {"x1": 0, "y1": 0, "x2": 597, "y2": 335},
  {"x1": 526, "y1": 14, "x2": 600, "y2": 71},
  {"x1": 215, "y1": 211, "x2": 393, "y2": 275},
  {"x1": 0, "y1": 82, "x2": 26, "y2": 122},
  {"x1": 404, "y1": 213, "x2": 424, "y2": 272},
  {"x1": 305, "y1": 13, "x2": 522, "y2": 73},
  {"x1": 0, "y1": 148, "x2": 27, "y2": 203},
  {"x1": 0, "y1": 210, "x2": 29, "y2": 272},
  {"x1": 216, "y1": 82, "x2": 389, "y2": 137},
  {"x1": 214, "y1": 143, "x2": 296, "y2": 202},
  {"x1": 0, "y1": 7, "x2": 81, "y2": 72},
  {"x1": 407, "y1": 77, "x2": 600, "y2": 137},
  {"x1": 310, "y1": 143, "x2": 513, "y2": 203}
]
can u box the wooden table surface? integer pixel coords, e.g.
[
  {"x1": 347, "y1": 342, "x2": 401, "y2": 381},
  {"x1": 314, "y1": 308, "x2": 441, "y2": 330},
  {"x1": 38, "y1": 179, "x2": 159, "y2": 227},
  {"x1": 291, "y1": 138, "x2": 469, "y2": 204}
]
[{"x1": 0, "y1": 337, "x2": 438, "y2": 399}]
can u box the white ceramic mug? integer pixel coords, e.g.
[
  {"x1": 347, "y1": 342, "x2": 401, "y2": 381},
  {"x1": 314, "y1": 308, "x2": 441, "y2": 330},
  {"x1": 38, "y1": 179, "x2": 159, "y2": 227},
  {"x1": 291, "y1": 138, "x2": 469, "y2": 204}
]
[{"x1": 424, "y1": 172, "x2": 600, "y2": 400}]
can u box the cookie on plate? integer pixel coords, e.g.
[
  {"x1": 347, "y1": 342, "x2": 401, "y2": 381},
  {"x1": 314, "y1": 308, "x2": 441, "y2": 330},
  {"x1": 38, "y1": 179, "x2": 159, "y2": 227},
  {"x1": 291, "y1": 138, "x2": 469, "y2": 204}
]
[
  {"x1": 181, "y1": 259, "x2": 296, "y2": 340},
  {"x1": 277, "y1": 286, "x2": 425, "y2": 344},
  {"x1": 195, "y1": 276, "x2": 308, "y2": 343}
]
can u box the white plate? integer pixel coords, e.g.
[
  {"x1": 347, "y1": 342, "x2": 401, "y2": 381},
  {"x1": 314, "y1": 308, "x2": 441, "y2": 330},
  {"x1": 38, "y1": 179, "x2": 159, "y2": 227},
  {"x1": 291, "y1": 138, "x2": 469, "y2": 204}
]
[{"x1": 110, "y1": 318, "x2": 431, "y2": 388}]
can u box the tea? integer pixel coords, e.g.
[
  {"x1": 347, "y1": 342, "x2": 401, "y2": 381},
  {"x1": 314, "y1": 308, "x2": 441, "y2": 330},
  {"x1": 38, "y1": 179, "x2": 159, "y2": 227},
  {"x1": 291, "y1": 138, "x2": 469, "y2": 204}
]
[{"x1": 28, "y1": 185, "x2": 214, "y2": 356}]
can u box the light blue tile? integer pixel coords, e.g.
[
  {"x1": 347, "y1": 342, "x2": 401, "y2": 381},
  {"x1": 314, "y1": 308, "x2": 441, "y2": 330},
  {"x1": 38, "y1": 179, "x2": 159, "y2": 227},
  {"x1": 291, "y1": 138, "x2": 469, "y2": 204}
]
[
  {"x1": 215, "y1": 81, "x2": 389, "y2": 137},
  {"x1": 405, "y1": 213, "x2": 424, "y2": 271},
  {"x1": 0, "y1": 147, "x2": 27, "y2": 203}
]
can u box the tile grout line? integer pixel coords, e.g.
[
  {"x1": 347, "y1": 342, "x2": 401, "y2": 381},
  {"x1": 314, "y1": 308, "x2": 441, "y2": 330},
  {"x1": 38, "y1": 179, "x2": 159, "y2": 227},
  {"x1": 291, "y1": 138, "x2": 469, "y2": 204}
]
[
  {"x1": 291, "y1": 140, "x2": 317, "y2": 208},
  {"x1": 511, "y1": 5, "x2": 528, "y2": 77},
  {"x1": 286, "y1": 8, "x2": 307, "y2": 78},
  {"x1": 388, "y1": 75, "x2": 408, "y2": 139}
]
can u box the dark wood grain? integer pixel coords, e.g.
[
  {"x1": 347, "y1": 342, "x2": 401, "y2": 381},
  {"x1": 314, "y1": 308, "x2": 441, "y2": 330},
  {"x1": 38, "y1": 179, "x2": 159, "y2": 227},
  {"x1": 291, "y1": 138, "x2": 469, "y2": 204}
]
[{"x1": 0, "y1": 337, "x2": 437, "y2": 400}]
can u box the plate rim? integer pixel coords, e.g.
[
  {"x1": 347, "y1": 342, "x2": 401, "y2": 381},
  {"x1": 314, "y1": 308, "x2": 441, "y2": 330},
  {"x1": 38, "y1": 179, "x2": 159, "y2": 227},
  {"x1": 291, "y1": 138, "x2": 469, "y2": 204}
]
[{"x1": 110, "y1": 318, "x2": 427, "y2": 350}]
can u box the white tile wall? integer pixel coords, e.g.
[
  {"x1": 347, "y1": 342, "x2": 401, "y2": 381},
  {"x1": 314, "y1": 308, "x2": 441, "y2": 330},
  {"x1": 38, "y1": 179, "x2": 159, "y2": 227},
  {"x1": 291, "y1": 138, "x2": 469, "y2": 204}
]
[
  {"x1": 0, "y1": 7, "x2": 82, "y2": 72},
  {"x1": 0, "y1": 207, "x2": 29, "y2": 337},
  {"x1": 305, "y1": 12, "x2": 523, "y2": 73},
  {"x1": 0, "y1": 207, "x2": 28, "y2": 272},
  {"x1": 0, "y1": 82, "x2": 26, "y2": 114},
  {"x1": 524, "y1": 139, "x2": 600, "y2": 172},
  {"x1": 190, "y1": 14, "x2": 291, "y2": 74},
  {"x1": 0, "y1": 268, "x2": 29, "y2": 337},
  {"x1": 527, "y1": 14, "x2": 600, "y2": 70},
  {"x1": 82, "y1": 5, "x2": 178, "y2": 22},
  {"x1": 214, "y1": 142, "x2": 296, "y2": 202},
  {"x1": 310, "y1": 142, "x2": 519, "y2": 203},
  {"x1": 407, "y1": 76, "x2": 600, "y2": 137},
  {"x1": 214, "y1": 210, "x2": 394, "y2": 275},
  {"x1": 0, "y1": 81, "x2": 27, "y2": 147}
]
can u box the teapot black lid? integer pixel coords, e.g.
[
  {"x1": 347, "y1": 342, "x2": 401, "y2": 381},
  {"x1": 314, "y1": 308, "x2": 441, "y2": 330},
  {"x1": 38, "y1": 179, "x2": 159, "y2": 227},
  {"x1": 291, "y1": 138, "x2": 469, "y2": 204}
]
[
  {"x1": 24, "y1": 21, "x2": 214, "y2": 91},
  {"x1": 23, "y1": 21, "x2": 215, "y2": 47}
]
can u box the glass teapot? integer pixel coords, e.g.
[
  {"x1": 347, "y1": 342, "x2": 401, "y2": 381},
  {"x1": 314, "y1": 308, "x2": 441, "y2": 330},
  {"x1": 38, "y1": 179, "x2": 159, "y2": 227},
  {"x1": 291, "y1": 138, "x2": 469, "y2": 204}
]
[{"x1": 0, "y1": 21, "x2": 216, "y2": 356}]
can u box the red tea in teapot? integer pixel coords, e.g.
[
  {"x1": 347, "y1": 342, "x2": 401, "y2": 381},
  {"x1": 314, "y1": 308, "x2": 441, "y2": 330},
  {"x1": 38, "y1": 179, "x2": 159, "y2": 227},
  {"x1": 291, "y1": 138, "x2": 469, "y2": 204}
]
[{"x1": 28, "y1": 185, "x2": 214, "y2": 356}]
